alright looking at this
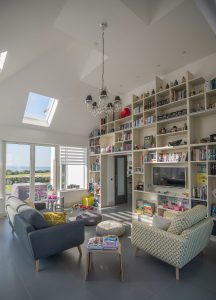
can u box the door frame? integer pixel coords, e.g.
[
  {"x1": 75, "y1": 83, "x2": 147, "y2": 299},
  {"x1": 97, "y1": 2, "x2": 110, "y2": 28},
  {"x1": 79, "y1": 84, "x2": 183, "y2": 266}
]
[{"x1": 114, "y1": 155, "x2": 127, "y2": 205}]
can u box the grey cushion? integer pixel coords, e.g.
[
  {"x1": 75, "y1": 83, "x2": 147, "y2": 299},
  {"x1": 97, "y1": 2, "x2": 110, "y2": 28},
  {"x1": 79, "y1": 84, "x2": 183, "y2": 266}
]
[
  {"x1": 96, "y1": 220, "x2": 125, "y2": 236},
  {"x1": 152, "y1": 215, "x2": 171, "y2": 231},
  {"x1": 17, "y1": 205, "x2": 34, "y2": 213},
  {"x1": 76, "y1": 212, "x2": 102, "y2": 226},
  {"x1": 20, "y1": 209, "x2": 49, "y2": 230}
]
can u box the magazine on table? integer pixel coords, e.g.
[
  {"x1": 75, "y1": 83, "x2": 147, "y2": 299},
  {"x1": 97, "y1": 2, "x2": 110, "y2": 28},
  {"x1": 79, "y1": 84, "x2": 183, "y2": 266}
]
[{"x1": 87, "y1": 235, "x2": 119, "y2": 250}]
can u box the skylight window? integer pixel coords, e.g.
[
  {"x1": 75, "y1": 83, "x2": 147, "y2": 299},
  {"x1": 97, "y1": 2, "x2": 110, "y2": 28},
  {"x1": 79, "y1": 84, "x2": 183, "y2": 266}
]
[
  {"x1": 0, "y1": 51, "x2": 7, "y2": 71},
  {"x1": 23, "y1": 92, "x2": 58, "y2": 127}
]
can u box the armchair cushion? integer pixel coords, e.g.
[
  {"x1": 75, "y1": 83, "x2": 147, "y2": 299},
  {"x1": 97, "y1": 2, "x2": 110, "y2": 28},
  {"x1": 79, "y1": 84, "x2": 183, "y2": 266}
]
[
  {"x1": 152, "y1": 215, "x2": 171, "y2": 231},
  {"x1": 20, "y1": 209, "x2": 49, "y2": 230},
  {"x1": 167, "y1": 205, "x2": 207, "y2": 235}
]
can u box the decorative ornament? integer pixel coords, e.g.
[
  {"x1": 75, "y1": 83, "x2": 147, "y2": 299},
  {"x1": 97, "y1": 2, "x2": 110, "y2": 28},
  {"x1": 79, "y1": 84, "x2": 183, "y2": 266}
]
[{"x1": 174, "y1": 79, "x2": 178, "y2": 86}]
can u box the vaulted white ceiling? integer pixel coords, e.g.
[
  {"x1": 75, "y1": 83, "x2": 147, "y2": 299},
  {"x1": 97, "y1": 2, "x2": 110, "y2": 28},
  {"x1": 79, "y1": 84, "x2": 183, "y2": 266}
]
[{"x1": 0, "y1": 0, "x2": 216, "y2": 137}]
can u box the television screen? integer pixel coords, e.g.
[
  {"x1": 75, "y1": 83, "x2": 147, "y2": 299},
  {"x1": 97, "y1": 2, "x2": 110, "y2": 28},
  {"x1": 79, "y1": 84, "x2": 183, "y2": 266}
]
[{"x1": 153, "y1": 167, "x2": 186, "y2": 188}]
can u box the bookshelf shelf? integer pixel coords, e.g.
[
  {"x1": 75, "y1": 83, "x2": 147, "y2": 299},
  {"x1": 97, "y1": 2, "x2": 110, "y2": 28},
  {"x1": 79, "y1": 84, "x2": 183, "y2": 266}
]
[
  {"x1": 157, "y1": 115, "x2": 187, "y2": 125},
  {"x1": 157, "y1": 130, "x2": 187, "y2": 137},
  {"x1": 157, "y1": 98, "x2": 187, "y2": 110},
  {"x1": 88, "y1": 70, "x2": 216, "y2": 217}
]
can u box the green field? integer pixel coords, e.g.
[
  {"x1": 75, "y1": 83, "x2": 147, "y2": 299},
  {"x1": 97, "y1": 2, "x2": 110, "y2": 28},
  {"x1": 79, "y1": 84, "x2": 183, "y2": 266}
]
[
  {"x1": 6, "y1": 172, "x2": 50, "y2": 178},
  {"x1": 5, "y1": 171, "x2": 50, "y2": 194}
]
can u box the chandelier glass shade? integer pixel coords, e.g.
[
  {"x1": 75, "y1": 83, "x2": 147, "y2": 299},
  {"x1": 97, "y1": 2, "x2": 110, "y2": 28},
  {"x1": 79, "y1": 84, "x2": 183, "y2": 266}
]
[{"x1": 85, "y1": 23, "x2": 122, "y2": 117}]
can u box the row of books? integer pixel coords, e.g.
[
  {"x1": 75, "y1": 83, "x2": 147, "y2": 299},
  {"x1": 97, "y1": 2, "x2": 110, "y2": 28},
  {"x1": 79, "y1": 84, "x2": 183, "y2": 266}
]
[
  {"x1": 87, "y1": 236, "x2": 119, "y2": 250},
  {"x1": 205, "y1": 78, "x2": 216, "y2": 91}
]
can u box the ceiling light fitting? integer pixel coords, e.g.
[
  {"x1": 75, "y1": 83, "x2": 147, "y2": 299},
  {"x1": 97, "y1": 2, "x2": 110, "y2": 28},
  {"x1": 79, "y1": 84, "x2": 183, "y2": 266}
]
[{"x1": 85, "y1": 22, "x2": 122, "y2": 117}]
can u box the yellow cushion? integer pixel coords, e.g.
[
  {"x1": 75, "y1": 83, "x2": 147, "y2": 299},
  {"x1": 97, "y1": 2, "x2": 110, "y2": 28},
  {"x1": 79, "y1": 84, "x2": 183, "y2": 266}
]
[
  {"x1": 43, "y1": 212, "x2": 66, "y2": 226},
  {"x1": 82, "y1": 195, "x2": 94, "y2": 206},
  {"x1": 24, "y1": 198, "x2": 35, "y2": 208}
]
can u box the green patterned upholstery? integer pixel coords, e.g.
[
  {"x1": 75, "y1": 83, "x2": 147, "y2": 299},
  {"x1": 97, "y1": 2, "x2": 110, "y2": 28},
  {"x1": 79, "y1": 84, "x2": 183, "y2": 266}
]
[
  {"x1": 167, "y1": 205, "x2": 207, "y2": 235},
  {"x1": 131, "y1": 208, "x2": 213, "y2": 270}
]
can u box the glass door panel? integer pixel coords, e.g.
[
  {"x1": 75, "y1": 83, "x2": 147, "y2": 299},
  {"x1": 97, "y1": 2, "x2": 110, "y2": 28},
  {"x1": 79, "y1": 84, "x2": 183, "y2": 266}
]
[
  {"x1": 5, "y1": 143, "x2": 31, "y2": 200},
  {"x1": 35, "y1": 145, "x2": 56, "y2": 201}
]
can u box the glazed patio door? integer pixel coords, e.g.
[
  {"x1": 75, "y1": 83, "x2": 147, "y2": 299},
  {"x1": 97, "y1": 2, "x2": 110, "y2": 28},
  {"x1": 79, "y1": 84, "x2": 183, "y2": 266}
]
[{"x1": 5, "y1": 142, "x2": 57, "y2": 201}]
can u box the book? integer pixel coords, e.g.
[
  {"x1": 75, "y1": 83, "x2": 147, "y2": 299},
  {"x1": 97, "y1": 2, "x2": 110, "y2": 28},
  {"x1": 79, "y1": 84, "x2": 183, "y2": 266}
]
[
  {"x1": 103, "y1": 235, "x2": 119, "y2": 249},
  {"x1": 87, "y1": 235, "x2": 119, "y2": 250},
  {"x1": 87, "y1": 237, "x2": 103, "y2": 250}
]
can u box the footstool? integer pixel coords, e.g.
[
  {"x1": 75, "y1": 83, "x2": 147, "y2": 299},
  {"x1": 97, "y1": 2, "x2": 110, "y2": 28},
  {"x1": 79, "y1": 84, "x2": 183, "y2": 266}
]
[
  {"x1": 96, "y1": 220, "x2": 125, "y2": 237},
  {"x1": 76, "y1": 211, "x2": 102, "y2": 226}
]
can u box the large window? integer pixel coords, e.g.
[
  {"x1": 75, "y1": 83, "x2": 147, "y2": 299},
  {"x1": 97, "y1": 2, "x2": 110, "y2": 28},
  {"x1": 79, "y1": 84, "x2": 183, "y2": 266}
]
[
  {"x1": 60, "y1": 146, "x2": 87, "y2": 190},
  {"x1": 5, "y1": 143, "x2": 30, "y2": 200},
  {"x1": 5, "y1": 143, "x2": 57, "y2": 201}
]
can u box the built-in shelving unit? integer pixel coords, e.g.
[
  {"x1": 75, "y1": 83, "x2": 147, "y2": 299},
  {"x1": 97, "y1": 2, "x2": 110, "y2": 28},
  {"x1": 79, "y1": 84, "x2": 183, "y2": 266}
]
[{"x1": 88, "y1": 71, "x2": 216, "y2": 219}]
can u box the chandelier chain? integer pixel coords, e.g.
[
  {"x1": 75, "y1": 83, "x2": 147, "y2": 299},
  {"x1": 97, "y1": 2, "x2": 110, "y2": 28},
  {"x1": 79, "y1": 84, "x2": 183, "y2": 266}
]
[
  {"x1": 85, "y1": 22, "x2": 122, "y2": 117},
  {"x1": 102, "y1": 25, "x2": 105, "y2": 90}
]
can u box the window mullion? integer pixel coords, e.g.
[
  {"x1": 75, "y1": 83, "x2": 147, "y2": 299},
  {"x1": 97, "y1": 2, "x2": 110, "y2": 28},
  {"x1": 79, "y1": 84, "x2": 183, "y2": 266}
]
[{"x1": 30, "y1": 145, "x2": 35, "y2": 201}]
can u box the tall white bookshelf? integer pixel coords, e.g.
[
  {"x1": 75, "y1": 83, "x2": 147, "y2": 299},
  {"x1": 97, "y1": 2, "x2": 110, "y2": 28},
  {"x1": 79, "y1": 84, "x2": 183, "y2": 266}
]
[{"x1": 88, "y1": 71, "x2": 216, "y2": 220}]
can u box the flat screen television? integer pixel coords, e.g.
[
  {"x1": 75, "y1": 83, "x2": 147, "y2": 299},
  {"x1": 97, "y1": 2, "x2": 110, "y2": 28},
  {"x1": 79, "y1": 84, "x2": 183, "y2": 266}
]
[{"x1": 153, "y1": 167, "x2": 186, "y2": 188}]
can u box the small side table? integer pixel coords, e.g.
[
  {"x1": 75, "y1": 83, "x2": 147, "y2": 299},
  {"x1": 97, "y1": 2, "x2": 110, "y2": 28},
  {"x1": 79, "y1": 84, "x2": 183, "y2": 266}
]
[
  {"x1": 85, "y1": 242, "x2": 123, "y2": 281},
  {"x1": 85, "y1": 243, "x2": 123, "y2": 281}
]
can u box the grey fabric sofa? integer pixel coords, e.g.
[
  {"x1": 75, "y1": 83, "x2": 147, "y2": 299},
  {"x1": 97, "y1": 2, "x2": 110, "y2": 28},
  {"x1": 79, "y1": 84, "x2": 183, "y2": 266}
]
[{"x1": 5, "y1": 196, "x2": 84, "y2": 271}]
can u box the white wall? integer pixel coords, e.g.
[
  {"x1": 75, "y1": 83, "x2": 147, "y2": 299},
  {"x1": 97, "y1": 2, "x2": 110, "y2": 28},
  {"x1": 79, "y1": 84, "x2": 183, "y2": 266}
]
[
  {"x1": 60, "y1": 189, "x2": 88, "y2": 207},
  {"x1": 122, "y1": 52, "x2": 216, "y2": 105},
  {"x1": 0, "y1": 124, "x2": 88, "y2": 147}
]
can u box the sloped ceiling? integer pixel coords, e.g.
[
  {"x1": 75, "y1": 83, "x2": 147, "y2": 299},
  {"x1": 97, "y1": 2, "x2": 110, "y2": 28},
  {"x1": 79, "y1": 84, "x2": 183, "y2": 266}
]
[{"x1": 0, "y1": 0, "x2": 216, "y2": 137}]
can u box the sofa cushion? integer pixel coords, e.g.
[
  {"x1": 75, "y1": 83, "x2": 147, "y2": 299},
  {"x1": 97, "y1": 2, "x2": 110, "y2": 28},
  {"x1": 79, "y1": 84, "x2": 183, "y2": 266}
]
[
  {"x1": 43, "y1": 212, "x2": 66, "y2": 226},
  {"x1": 167, "y1": 205, "x2": 207, "y2": 235},
  {"x1": 7, "y1": 196, "x2": 26, "y2": 212},
  {"x1": 152, "y1": 215, "x2": 171, "y2": 231},
  {"x1": 17, "y1": 205, "x2": 34, "y2": 213},
  {"x1": 20, "y1": 209, "x2": 49, "y2": 229}
]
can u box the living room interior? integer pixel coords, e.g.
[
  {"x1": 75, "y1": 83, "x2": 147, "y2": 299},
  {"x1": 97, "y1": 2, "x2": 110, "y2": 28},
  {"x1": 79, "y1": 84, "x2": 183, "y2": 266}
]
[{"x1": 1, "y1": 1, "x2": 216, "y2": 300}]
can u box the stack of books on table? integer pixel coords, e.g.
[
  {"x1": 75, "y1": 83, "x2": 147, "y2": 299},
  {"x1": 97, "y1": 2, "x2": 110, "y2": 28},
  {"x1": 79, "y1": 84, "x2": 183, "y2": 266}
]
[
  {"x1": 87, "y1": 237, "x2": 103, "y2": 250},
  {"x1": 87, "y1": 235, "x2": 119, "y2": 250},
  {"x1": 102, "y1": 235, "x2": 119, "y2": 250}
]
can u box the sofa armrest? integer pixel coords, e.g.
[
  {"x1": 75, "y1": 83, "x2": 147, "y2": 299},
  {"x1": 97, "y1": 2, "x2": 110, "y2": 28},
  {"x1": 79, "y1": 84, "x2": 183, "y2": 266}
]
[
  {"x1": 34, "y1": 202, "x2": 46, "y2": 211},
  {"x1": 131, "y1": 220, "x2": 185, "y2": 268},
  {"x1": 28, "y1": 220, "x2": 84, "y2": 260}
]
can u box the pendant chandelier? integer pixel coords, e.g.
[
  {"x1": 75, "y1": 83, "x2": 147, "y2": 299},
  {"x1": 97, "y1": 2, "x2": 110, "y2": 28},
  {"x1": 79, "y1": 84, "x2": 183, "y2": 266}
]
[{"x1": 85, "y1": 22, "x2": 122, "y2": 117}]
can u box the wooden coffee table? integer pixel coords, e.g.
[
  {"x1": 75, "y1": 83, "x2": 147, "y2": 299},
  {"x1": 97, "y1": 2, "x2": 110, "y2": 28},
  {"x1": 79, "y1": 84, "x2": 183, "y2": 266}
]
[{"x1": 85, "y1": 242, "x2": 123, "y2": 281}]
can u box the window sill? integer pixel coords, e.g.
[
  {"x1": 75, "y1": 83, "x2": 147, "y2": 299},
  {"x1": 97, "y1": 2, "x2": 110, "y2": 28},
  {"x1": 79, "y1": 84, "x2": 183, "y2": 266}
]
[{"x1": 60, "y1": 189, "x2": 87, "y2": 193}]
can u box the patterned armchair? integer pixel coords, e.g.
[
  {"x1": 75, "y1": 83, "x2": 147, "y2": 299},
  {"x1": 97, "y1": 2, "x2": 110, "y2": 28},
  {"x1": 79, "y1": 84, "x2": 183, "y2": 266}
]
[{"x1": 131, "y1": 205, "x2": 213, "y2": 280}]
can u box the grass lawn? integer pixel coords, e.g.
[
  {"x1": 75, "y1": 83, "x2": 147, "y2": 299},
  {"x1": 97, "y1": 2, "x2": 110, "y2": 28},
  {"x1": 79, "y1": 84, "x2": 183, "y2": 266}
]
[
  {"x1": 6, "y1": 172, "x2": 50, "y2": 178},
  {"x1": 5, "y1": 172, "x2": 50, "y2": 194}
]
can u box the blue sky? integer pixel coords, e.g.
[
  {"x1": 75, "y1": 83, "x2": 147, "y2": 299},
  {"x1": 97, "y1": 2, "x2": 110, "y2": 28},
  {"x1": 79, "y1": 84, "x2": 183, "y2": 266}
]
[
  {"x1": 6, "y1": 144, "x2": 52, "y2": 168},
  {"x1": 24, "y1": 92, "x2": 53, "y2": 120}
]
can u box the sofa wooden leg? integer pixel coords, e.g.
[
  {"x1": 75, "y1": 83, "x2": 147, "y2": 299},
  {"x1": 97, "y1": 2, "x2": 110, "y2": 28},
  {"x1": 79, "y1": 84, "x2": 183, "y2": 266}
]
[
  {"x1": 135, "y1": 247, "x2": 139, "y2": 257},
  {"x1": 77, "y1": 245, "x2": 82, "y2": 256},
  {"x1": 35, "y1": 260, "x2": 40, "y2": 272},
  {"x1": 175, "y1": 267, "x2": 179, "y2": 280},
  {"x1": 202, "y1": 248, "x2": 206, "y2": 255}
]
